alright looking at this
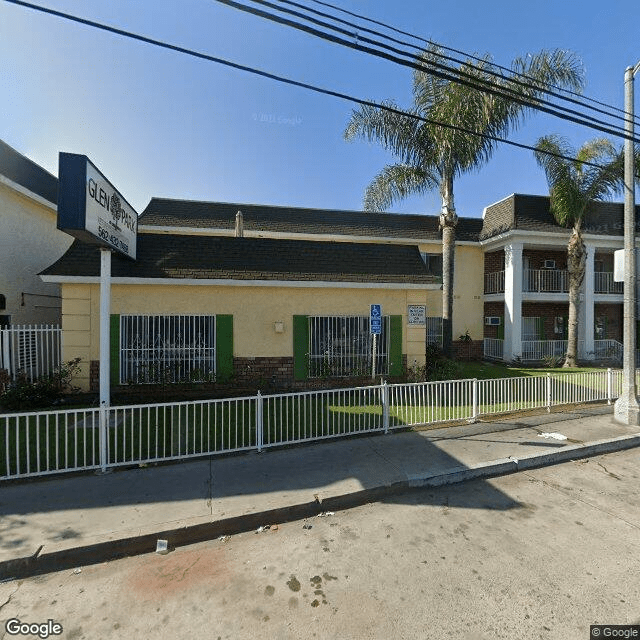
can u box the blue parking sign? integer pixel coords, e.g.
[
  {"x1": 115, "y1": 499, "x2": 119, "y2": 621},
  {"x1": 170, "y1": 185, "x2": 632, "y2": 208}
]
[{"x1": 370, "y1": 304, "x2": 382, "y2": 334}]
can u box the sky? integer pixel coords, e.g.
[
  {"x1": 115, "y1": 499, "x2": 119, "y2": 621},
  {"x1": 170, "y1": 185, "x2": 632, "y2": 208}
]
[{"x1": 0, "y1": 0, "x2": 638, "y2": 218}]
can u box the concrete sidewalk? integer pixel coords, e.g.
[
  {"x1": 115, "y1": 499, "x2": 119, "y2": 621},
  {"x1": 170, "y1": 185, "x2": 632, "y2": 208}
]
[{"x1": 1, "y1": 404, "x2": 639, "y2": 580}]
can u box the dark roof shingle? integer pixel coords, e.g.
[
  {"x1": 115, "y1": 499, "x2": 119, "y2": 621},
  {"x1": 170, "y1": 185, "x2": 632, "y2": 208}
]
[
  {"x1": 139, "y1": 198, "x2": 483, "y2": 242},
  {"x1": 41, "y1": 234, "x2": 439, "y2": 284},
  {"x1": 0, "y1": 140, "x2": 58, "y2": 205}
]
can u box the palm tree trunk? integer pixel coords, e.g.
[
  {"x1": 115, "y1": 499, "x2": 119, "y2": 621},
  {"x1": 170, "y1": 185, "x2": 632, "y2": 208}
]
[
  {"x1": 564, "y1": 222, "x2": 586, "y2": 367},
  {"x1": 440, "y1": 175, "x2": 457, "y2": 358}
]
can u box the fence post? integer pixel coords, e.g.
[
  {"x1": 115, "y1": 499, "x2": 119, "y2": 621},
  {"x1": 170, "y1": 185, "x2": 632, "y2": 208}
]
[
  {"x1": 256, "y1": 391, "x2": 264, "y2": 452},
  {"x1": 607, "y1": 368, "x2": 612, "y2": 405},
  {"x1": 471, "y1": 378, "x2": 478, "y2": 423},
  {"x1": 99, "y1": 402, "x2": 108, "y2": 473},
  {"x1": 382, "y1": 381, "x2": 389, "y2": 434},
  {"x1": 546, "y1": 372, "x2": 552, "y2": 413}
]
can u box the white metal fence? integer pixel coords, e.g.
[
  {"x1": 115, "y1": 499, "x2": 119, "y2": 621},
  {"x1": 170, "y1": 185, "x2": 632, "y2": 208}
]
[
  {"x1": 483, "y1": 338, "x2": 504, "y2": 360},
  {"x1": 0, "y1": 325, "x2": 61, "y2": 382},
  {"x1": 0, "y1": 369, "x2": 626, "y2": 480},
  {"x1": 484, "y1": 271, "x2": 505, "y2": 294}
]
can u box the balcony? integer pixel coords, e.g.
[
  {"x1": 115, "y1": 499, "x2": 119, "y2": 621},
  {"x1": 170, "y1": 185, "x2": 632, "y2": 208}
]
[
  {"x1": 594, "y1": 272, "x2": 623, "y2": 294},
  {"x1": 483, "y1": 270, "x2": 623, "y2": 295},
  {"x1": 523, "y1": 269, "x2": 568, "y2": 293}
]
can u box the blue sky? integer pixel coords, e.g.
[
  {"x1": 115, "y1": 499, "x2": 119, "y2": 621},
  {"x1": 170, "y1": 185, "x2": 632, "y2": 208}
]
[{"x1": 1, "y1": 0, "x2": 638, "y2": 217}]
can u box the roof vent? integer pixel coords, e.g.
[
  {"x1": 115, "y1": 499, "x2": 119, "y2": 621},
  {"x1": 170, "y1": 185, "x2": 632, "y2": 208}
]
[{"x1": 235, "y1": 210, "x2": 244, "y2": 238}]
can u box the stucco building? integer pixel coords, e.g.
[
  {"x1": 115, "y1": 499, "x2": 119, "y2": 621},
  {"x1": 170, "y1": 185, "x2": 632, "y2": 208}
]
[{"x1": 0, "y1": 140, "x2": 72, "y2": 326}]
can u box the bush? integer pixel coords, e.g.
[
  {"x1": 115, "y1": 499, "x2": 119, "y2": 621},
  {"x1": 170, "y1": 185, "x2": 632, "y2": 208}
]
[
  {"x1": 405, "y1": 344, "x2": 462, "y2": 382},
  {"x1": 0, "y1": 358, "x2": 82, "y2": 411}
]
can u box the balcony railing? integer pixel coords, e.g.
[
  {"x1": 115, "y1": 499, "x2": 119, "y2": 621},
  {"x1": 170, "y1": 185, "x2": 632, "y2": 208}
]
[
  {"x1": 483, "y1": 269, "x2": 623, "y2": 295},
  {"x1": 594, "y1": 272, "x2": 623, "y2": 294},
  {"x1": 484, "y1": 271, "x2": 505, "y2": 294},
  {"x1": 523, "y1": 269, "x2": 568, "y2": 293}
]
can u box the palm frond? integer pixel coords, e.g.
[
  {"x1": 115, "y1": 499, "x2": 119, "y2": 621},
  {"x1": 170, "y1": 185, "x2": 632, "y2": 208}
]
[{"x1": 362, "y1": 164, "x2": 439, "y2": 211}]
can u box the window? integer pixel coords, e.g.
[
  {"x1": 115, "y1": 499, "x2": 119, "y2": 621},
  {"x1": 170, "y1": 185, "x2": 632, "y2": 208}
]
[
  {"x1": 522, "y1": 317, "x2": 541, "y2": 341},
  {"x1": 426, "y1": 317, "x2": 443, "y2": 346},
  {"x1": 0, "y1": 294, "x2": 5, "y2": 310},
  {"x1": 308, "y1": 315, "x2": 389, "y2": 378},
  {"x1": 419, "y1": 252, "x2": 443, "y2": 277},
  {"x1": 120, "y1": 315, "x2": 216, "y2": 384}
]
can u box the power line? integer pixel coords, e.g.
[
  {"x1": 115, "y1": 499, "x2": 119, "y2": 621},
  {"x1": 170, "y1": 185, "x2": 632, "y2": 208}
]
[
  {"x1": 270, "y1": 0, "x2": 639, "y2": 130},
  {"x1": 216, "y1": 0, "x2": 637, "y2": 141},
  {"x1": 307, "y1": 0, "x2": 639, "y2": 127},
  {"x1": 2, "y1": 0, "x2": 637, "y2": 178}
]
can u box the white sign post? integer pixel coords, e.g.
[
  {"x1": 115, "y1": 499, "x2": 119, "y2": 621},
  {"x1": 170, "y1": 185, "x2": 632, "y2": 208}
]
[
  {"x1": 57, "y1": 153, "x2": 138, "y2": 473},
  {"x1": 370, "y1": 304, "x2": 382, "y2": 379}
]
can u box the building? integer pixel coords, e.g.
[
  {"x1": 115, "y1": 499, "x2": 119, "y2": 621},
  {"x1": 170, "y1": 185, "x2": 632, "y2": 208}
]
[
  {"x1": 0, "y1": 140, "x2": 72, "y2": 326},
  {"x1": 38, "y1": 185, "x2": 638, "y2": 393},
  {"x1": 481, "y1": 194, "x2": 637, "y2": 364}
]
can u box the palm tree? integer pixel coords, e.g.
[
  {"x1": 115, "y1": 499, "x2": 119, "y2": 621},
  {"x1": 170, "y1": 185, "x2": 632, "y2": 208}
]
[
  {"x1": 534, "y1": 135, "x2": 625, "y2": 367},
  {"x1": 344, "y1": 46, "x2": 584, "y2": 356}
]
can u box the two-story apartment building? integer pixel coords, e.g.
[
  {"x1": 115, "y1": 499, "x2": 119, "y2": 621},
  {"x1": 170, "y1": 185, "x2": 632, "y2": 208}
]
[
  {"x1": 39, "y1": 184, "x2": 637, "y2": 392},
  {"x1": 481, "y1": 194, "x2": 634, "y2": 364}
]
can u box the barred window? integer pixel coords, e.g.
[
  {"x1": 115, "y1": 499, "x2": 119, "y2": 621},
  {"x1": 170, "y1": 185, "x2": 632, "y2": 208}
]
[
  {"x1": 426, "y1": 317, "x2": 443, "y2": 347},
  {"x1": 120, "y1": 315, "x2": 216, "y2": 384},
  {"x1": 308, "y1": 315, "x2": 389, "y2": 378}
]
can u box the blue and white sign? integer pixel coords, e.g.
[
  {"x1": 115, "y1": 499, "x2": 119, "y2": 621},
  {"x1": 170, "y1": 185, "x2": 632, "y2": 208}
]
[
  {"x1": 57, "y1": 153, "x2": 138, "y2": 260},
  {"x1": 370, "y1": 304, "x2": 382, "y2": 335}
]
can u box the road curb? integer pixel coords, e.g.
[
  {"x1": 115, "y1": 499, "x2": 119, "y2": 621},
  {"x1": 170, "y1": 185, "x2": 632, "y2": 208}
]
[{"x1": 2, "y1": 433, "x2": 639, "y2": 582}]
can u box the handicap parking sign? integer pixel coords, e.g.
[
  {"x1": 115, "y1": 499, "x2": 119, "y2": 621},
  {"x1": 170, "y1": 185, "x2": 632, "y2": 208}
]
[{"x1": 370, "y1": 304, "x2": 382, "y2": 334}]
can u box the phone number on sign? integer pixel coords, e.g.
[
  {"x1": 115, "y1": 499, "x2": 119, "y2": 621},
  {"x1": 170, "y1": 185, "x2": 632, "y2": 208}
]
[{"x1": 98, "y1": 224, "x2": 129, "y2": 254}]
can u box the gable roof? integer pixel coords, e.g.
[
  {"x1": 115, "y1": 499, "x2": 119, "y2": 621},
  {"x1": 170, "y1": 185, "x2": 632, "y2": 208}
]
[
  {"x1": 40, "y1": 234, "x2": 439, "y2": 285},
  {"x1": 0, "y1": 140, "x2": 58, "y2": 205},
  {"x1": 480, "y1": 193, "x2": 640, "y2": 240},
  {"x1": 139, "y1": 198, "x2": 484, "y2": 243}
]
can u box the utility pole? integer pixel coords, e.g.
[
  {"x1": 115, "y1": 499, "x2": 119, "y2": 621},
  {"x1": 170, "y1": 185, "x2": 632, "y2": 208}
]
[{"x1": 614, "y1": 62, "x2": 640, "y2": 425}]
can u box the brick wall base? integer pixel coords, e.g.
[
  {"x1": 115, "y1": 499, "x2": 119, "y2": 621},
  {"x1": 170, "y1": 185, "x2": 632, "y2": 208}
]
[{"x1": 451, "y1": 340, "x2": 483, "y2": 361}]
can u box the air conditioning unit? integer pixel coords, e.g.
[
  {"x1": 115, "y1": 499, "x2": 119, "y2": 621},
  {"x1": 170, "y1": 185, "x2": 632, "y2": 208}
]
[
  {"x1": 543, "y1": 260, "x2": 556, "y2": 269},
  {"x1": 485, "y1": 316, "x2": 501, "y2": 326}
]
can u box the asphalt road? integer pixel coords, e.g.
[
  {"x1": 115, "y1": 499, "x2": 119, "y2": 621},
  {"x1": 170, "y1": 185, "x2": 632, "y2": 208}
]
[{"x1": 1, "y1": 448, "x2": 639, "y2": 640}]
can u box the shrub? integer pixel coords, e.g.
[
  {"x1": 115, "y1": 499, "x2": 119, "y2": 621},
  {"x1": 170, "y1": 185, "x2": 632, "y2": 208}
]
[{"x1": 0, "y1": 358, "x2": 82, "y2": 411}]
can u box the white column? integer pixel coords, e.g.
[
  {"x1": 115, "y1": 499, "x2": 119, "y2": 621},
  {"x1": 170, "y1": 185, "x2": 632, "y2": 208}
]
[
  {"x1": 503, "y1": 243, "x2": 523, "y2": 362},
  {"x1": 580, "y1": 244, "x2": 595, "y2": 360}
]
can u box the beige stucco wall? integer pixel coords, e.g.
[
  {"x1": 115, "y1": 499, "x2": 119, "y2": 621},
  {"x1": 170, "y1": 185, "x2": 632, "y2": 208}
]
[
  {"x1": 417, "y1": 241, "x2": 484, "y2": 341},
  {"x1": 0, "y1": 180, "x2": 73, "y2": 325},
  {"x1": 61, "y1": 281, "x2": 443, "y2": 390}
]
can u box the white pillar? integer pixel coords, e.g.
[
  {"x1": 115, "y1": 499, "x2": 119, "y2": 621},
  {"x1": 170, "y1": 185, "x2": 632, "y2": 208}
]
[
  {"x1": 580, "y1": 244, "x2": 595, "y2": 360},
  {"x1": 504, "y1": 243, "x2": 523, "y2": 362}
]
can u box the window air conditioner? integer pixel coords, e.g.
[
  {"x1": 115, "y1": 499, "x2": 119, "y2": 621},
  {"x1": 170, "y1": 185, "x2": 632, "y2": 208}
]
[
  {"x1": 485, "y1": 316, "x2": 501, "y2": 326},
  {"x1": 543, "y1": 260, "x2": 556, "y2": 269}
]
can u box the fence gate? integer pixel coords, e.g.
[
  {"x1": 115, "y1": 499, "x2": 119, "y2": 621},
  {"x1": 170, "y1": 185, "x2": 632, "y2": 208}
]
[{"x1": 0, "y1": 324, "x2": 61, "y2": 382}]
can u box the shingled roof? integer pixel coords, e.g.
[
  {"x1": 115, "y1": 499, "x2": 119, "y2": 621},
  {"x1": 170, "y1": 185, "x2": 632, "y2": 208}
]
[
  {"x1": 0, "y1": 139, "x2": 58, "y2": 205},
  {"x1": 139, "y1": 198, "x2": 484, "y2": 242},
  {"x1": 40, "y1": 234, "x2": 439, "y2": 285},
  {"x1": 480, "y1": 194, "x2": 640, "y2": 240}
]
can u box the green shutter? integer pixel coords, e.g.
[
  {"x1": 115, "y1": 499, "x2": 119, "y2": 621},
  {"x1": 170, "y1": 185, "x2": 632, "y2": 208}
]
[
  {"x1": 389, "y1": 315, "x2": 403, "y2": 376},
  {"x1": 216, "y1": 315, "x2": 234, "y2": 380},
  {"x1": 293, "y1": 315, "x2": 309, "y2": 380},
  {"x1": 497, "y1": 317, "x2": 504, "y2": 340},
  {"x1": 110, "y1": 314, "x2": 120, "y2": 386},
  {"x1": 563, "y1": 315, "x2": 569, "y2": 340},
  {"x1": 536, "y1": 317, "x2": 545, "y2": 340}
]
